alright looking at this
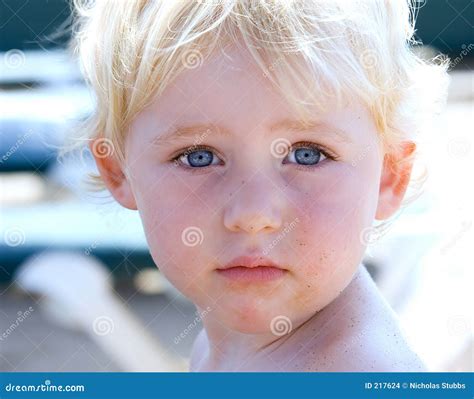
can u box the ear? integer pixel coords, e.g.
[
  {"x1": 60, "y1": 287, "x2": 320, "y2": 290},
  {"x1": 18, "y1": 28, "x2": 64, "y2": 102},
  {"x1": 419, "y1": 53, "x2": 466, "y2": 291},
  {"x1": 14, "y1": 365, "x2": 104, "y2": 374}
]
[
  {"x1": 90, "y1": 139, "x2": 137, "y2": 210},
  {"x1": 375, "y1": 141, "x2": 416, "y2": 221}
]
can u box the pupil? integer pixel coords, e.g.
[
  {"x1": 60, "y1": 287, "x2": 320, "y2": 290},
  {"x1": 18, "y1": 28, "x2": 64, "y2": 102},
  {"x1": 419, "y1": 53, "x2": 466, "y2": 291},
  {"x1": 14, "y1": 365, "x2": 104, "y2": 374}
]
[
  {"x1": 189, "y1": 150, "x2": 212, "y2": 167},
  {"x1": 295, "y1": 148, "x2": 320, "y2": 165}
]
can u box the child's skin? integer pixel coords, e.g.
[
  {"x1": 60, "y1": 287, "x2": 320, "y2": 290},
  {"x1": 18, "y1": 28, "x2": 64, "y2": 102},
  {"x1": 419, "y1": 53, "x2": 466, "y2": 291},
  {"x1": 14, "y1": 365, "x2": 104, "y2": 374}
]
[
  {"x1": 94, "y1": 43, "x2": 425, "y2": 371},
  {"x1": 190, "y1": 265, "x2": 426, "y2": 371}
]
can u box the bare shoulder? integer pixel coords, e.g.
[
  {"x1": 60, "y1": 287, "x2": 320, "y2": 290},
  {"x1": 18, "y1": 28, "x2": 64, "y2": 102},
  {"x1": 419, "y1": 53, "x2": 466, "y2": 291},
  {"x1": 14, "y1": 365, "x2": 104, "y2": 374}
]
[
  {"x1": 333, "y1": 323, "x2": 427, "y2": 372},
  {"x1": 342, "y1": 267, "x2": 427, "y2": 371},
  {"x1": 299, "y1": 265, "x2": 427, "y2": 372},
  {"x1": 300, "y1": 318, "x2": 427, "y2": 372}
]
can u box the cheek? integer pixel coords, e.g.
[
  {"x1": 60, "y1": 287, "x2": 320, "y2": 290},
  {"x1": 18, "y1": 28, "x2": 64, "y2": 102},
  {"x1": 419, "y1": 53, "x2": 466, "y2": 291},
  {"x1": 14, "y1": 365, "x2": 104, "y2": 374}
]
[
  {"x1": 289, "y1": 164, "x2": 378, "y2": 286},
  {"x1": 131, "y1": 170, "x2": 218, "y2": 285},
  {"x1": 130, "y1": 169, "x2": 194, "y2": 259},
  {"x1": 136, "y1": 169, "x2": 227, "y2": 253}
]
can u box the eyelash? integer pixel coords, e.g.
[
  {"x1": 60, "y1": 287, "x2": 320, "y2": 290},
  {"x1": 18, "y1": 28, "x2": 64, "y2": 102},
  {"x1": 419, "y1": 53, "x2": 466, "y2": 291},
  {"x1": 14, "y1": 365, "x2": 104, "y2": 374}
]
[
  {"x1": 170, "y1": 141, "x2": 339, "y2": 173},
  {"x1": 285, "y1": 141, "x2": 339, "y2": 171},
  {"x1": 170, "y1": 144, "x2": 223, "y2": 175}
]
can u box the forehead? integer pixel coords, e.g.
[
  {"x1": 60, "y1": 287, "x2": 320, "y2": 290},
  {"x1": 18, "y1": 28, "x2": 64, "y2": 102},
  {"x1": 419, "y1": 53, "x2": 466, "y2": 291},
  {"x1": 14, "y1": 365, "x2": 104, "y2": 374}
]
[
  {"x1": 161, "y1": 45, "x2": 286, "y2": 118},
  {"x1": 129, "y1": 44, "x2": 378, "y2": 152}
]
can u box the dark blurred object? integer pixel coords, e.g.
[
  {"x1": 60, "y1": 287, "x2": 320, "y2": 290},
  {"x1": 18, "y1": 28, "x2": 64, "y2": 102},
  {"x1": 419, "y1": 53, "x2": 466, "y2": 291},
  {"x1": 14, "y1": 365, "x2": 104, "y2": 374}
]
[
  {"x1": 0, "y1": 119, "x2": 60, "y2": 173},
  {"x1": 0, "y1": 0, "x2": 71, "y2": 52},
  {"x1": 414, "y1": 0, "x2": 474, "y2": 57},
  {"x1": 0, "y1": 245, "x2": 156, "y2": 284},
  {"x1": 0, "y1": 0, "x2": 473, "y2": 57}
]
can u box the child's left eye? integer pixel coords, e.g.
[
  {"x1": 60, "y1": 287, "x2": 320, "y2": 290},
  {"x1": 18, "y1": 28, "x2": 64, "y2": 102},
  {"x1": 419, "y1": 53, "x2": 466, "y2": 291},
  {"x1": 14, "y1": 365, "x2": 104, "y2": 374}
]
[
  {"x1": 283, "y1": 141, "x2": 339, "y2": 169},
  {"x1": 284, "y1": 142, "x2": 331, "y2": 167},
  {"x1": 172, "y1": 145, "x2": 222, "y2": 169}
]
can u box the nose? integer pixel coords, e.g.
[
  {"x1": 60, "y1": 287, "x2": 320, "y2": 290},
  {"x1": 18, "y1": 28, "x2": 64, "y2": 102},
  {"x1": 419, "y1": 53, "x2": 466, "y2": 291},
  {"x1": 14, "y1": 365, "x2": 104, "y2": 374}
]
[{"x1": 223, "y1": 172, "x2": 284, "y2": 234}]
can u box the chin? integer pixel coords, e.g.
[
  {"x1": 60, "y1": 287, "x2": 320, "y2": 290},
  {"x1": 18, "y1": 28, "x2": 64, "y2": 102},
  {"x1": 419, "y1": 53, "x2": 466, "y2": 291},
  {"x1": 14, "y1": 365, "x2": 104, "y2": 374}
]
[
  {"x1": 219, "y1": 299, "x2": 291, "y2": 335},
  {"x1": 225, "y1": 317, "x2": 273, "y2": 335}
]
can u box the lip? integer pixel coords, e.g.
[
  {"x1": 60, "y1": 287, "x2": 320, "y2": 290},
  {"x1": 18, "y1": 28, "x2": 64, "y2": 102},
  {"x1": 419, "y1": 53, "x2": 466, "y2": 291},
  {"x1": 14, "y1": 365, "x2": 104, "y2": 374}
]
[
  {"x1": 219, "y1": 255, "x2": 286, "y2": 270},
  {"x1": 216, "y1": 255, "x2": 287, "y2": 282}
]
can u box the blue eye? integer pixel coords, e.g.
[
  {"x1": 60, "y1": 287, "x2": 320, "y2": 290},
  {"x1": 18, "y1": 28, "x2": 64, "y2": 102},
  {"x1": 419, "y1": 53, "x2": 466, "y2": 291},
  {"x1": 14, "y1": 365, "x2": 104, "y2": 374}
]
[
  {"x1": 172, "y1": 142, "x2": 335, "y2": 171},
  {"x1": 175, "y1": 147, "x2": 221, "y2": 168},
  {"x1": 285, "y1": 143, "x2": 329, "y2": 166}
]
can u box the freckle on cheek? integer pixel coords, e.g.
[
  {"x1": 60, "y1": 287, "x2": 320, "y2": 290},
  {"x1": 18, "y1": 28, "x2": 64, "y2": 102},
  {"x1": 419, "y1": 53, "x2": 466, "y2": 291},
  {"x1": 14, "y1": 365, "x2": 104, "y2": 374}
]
[{"x1": 319, "y1": 252, "x2": 328, "y2": 262}]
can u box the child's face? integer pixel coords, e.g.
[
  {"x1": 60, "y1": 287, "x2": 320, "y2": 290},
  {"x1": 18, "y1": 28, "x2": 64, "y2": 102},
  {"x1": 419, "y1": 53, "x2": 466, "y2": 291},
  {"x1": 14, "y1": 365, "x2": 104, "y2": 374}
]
[{"x1": 98, "y1": 45, "x2": 412, "y2": 334}]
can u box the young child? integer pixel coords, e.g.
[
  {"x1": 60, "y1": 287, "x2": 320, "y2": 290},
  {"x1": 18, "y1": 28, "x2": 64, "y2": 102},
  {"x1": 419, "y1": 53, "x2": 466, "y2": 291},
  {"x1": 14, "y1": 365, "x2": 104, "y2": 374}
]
[{"x1": 69, "y1": 0, "x2": 449, "y2": 371}]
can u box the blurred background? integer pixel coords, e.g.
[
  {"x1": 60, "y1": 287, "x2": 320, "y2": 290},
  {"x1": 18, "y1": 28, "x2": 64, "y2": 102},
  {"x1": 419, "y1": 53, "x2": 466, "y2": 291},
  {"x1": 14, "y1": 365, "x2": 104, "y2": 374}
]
[{"x1": 0, "y1": 0, "x2": 472, "y2": 372}]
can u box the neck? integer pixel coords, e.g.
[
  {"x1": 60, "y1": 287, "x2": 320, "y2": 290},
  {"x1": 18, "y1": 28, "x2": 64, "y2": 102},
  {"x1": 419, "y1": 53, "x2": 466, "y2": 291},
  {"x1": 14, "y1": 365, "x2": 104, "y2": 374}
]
[{"x1": 193, "y1": 310, "x2": 282, "y2": 371}]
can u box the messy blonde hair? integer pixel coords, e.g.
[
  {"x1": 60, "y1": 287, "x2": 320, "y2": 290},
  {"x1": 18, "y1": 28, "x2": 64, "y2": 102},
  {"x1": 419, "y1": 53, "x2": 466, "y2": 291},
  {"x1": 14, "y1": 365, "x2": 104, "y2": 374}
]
[{"x1": 61, "y1": 0, "x2": 449, "y2": 235}]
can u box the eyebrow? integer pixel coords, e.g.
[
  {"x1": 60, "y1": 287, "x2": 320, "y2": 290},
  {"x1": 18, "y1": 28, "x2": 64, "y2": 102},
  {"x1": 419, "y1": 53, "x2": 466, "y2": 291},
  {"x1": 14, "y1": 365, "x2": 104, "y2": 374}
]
[
  {"x1": 150, "y1": 119, "x2": 352, "y2": 147},
  {"x1": 151, "y1": 123, "x2": 231, "y2": 147},
  {"x1": 270, "y1": 119, "x2": 353, "y2": 144}
]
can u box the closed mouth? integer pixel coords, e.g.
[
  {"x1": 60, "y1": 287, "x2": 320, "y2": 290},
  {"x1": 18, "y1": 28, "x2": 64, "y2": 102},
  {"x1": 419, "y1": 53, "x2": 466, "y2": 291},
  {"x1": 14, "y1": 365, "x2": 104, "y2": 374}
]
[
  {"x1": 218, "y1": 254, "x2": 286, "y2": 271},
  {"x1": 216, "y1": 263, "x2": 287, "y2": 283}
]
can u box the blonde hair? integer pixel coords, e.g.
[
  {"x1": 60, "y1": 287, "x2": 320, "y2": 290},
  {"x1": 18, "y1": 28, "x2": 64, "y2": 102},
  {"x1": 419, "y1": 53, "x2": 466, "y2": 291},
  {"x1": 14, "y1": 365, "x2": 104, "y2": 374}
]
[{"x1": 62, "y1": 0, "x2": 449, "y2": 234}]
